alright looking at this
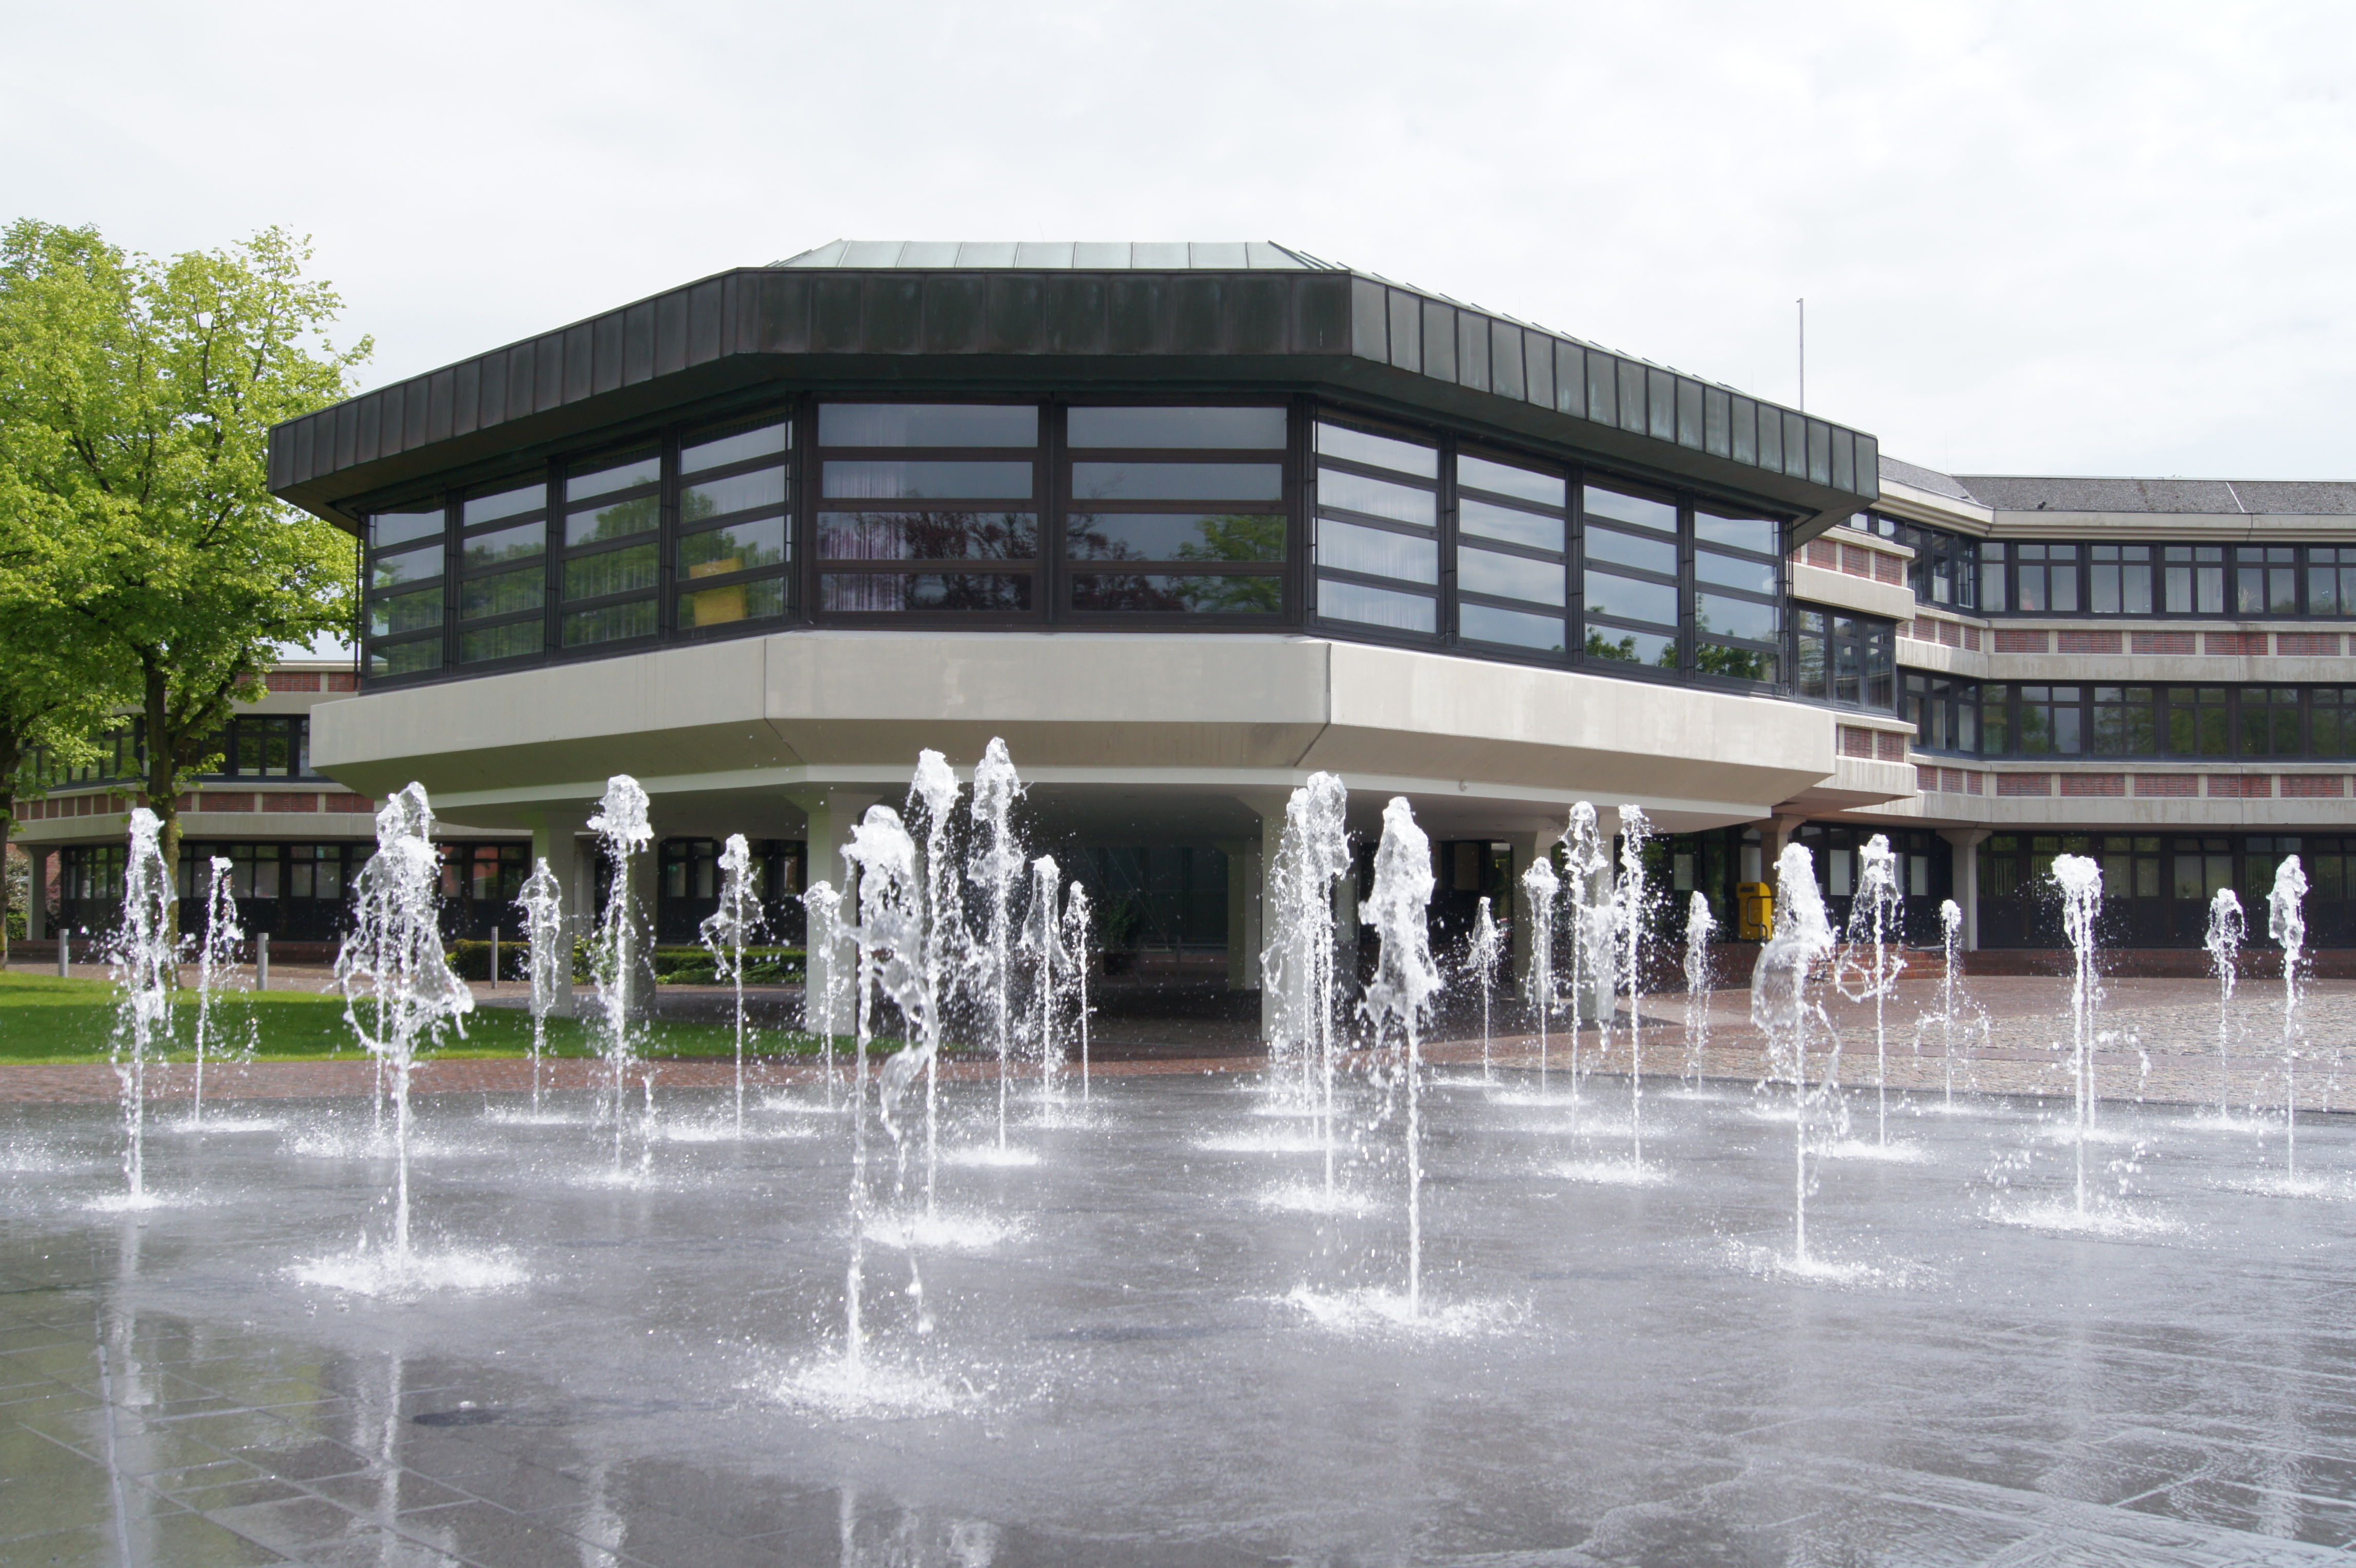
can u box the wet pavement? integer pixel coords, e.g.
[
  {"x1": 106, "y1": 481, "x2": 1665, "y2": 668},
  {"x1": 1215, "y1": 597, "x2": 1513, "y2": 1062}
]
[{"x1": 6, "y1": 1057, "x2": 2356, "y2": 1565}]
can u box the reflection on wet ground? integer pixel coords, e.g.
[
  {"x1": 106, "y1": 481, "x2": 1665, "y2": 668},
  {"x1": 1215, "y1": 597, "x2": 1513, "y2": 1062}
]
[{"x1": 6, "y1": 1070, "x2": 2356, "y2": 1565}]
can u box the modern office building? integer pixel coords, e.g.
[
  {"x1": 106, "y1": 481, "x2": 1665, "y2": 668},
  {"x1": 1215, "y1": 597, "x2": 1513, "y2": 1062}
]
[{"x1": 26, "y1": 239, "x2": 2342, "y2": 982}]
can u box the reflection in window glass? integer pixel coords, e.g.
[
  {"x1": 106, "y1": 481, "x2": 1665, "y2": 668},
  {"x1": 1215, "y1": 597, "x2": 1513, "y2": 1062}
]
[
  {"x1": 1584, "y1": 526, "x2": 1675, "y2": 577},
  {"x1": 565, "y1": 494, "x2": 659, "y2": 545},
  {"x1": 562, "y1": 601, "x2": 657, "y2": 645},
  {"x1": 1071, "y1": 462, "x2": 1283, "y2": 502},
  {"x1": 460, "y1": 566, "x2": 542, "y2": 620},
  {"x1": 463, "y1": 482, "x2": 547, "y2": 527},
  {"x1": 1584, "y1": 626, "x2": 1676, "y2": 666},
  {"x1": 1067, "y1": 406, "x2": 1286, "y2": 448},
  {"x1": 1694, "y1": 551, "x2": 1777, "y2": 594},
  {"x1": 1065, "y1": 513, "x2": 1284, "y2": 562},
  {"x1": 369, "y1": 587, "x2": 443, "y2": 638},
  {"x1": 1694, "y1": 593, "x2": 1778, "y2": 642},
  {"x1": 1317, "y1": 467, "x2": 1436, "y2": 526},
  {"x1": 566, "y1": 453, "x2": 659, "y2": 502},
  {"x1": 818, "y1": 573, "x2": 1032, "y2": 612},
  {"x1": 822, "y1": 461, "x2": 1031, "y2": 500},
  {"x1": 461, "y1": 622, "x2": 542, "y2": 663},
  {"x1": 818, "y1": 513, "x2": 1036, "y2": 560},
  {"x1": 681, "y1": 468, "x2": 787, "y2": 520},
  {"x1": 2164, "y1": 546, "x2": 2225, "y2": 614},
  {"x1": 680, "y1": 517, "x2": 787, "y2": 576},
  {"x1": 1069, "y1": 575, "x2": 1283, "y2": 614},
  {"x1": 1316, "y1": 422, "x2": 1436, "y2": 478},
  {"x1": 1583, "y1": 484, "x2": 1676, "y2": 535},
  {"x1": 2089, "y1": 544, "x2": 2153, "y2": 614},
  {"x1": 818, "y1": 404, "x2": 1036, "y2": 447},
  {"x1": 1456, "y1": 453, "x2": 1565, "y2": 508},
  {"x1": 1320, "y1": 578, "x2": 1437, "y2": 633},
  {"x1": 1462, "y1": 602, "x2": 1564, "y2": 650},
  {"x1": 564, "y1": 545, "x2": 658, "y2": 600},
  {"x1": 2307, "y1": 547, "x2": 2356, "y2": 617},
  {"x1": 1693, "y1": 509, "x2": 1778, "y2": 556},
  {"x1": 1459, "y1": 546, "x2": 1564, "y2": 606},
  {"x1": 1459, "y1": 497, "x2": 1562, "y2": 551},
  {"x1": 372, "y1": 541, "x2": 443, "y2": 589},
  {"x1": 1320, "y1": 519, "x2": 1438, "y2": 584},
  {"x1": 462, "y1": 523, "x2": 543, "y2": 570},
  {"x1": 681, "y1": 421, "x2": 788, "y2": 473},
  {"x1": 1696, "y1": 643, "x2": 1776, "y2": 681},
  {"x1": 1584, "y1": 571, "x2": 1677, "y2": 626},
  {"x1": 370, "y1": 506, "x2": 444, "y2": 548},
  {"x1": 370, "y1": 639, "x2": 443, "y2": 677}
]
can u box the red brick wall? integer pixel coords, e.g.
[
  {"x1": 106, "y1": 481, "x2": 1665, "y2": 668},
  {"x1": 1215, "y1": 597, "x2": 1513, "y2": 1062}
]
[
  {"x1": 268, "y1": 673, "x2": 321, "y2": 692},
  {"x1": 1839, "y1": 726, "x2": 1874, "y2": 758},
  {"x1": 2205, "y1": 632, "x2": 2266, "y2": 657},
  {"x1": 2208, "y1": 774, "x2": 2272, "y2": 798},
  {"x1": 2134, "y1": 775, "x2": 2197, "y2": 797},
  {"x1": 2281, "y1": 775, "x2": 2347, "y2": 798},
  {"x1": 2131, "y1": 631, "x2": 2195, "y2": 655},
  {"x1": 2056, "y1": 630, "x2": 2121, "y2": 655},
  {"x1": 1876, "y1": 730, "x2": 1908, "y2": 761},
  {"x1": 1994, "y1": 629, "x2": 2048, "y2": 653},
  {"x1": 2278, "y1": 633, "x2": 2343, "y2": 657},
  {"x1": 1996, "y1": 773, "x2": 2051, "y2": 796},
  {"x1": 323, "y1": 793, "x2": 376, "y2": 814},
  {"x1": 262, "y1": 793, "x2": 319, "y2": 812},
  {"x1": 2059, "y1": 774, "x2": 2125, "y2": 797}
]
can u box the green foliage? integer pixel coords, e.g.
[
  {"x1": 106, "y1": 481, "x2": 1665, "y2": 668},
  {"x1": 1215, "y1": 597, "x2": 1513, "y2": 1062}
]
[
  {"x1": 650, "y1": 945, "x2": 806, "y2": 986},
  {"x1": 0, "y1": 220, "x2": 369, "y2": 896}
]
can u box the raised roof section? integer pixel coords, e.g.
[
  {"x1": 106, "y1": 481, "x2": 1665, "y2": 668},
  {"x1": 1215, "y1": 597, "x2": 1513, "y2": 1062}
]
[
  {"x1": 1959, "y1": 475, "x2": 2356, "y2": 516},
  {"x1": 778, "y1": 240, "x2": 1339, "y2": 270}
]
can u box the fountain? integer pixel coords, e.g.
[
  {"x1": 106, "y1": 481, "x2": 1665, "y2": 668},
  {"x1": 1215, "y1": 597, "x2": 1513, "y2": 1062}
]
[
  {"x1": 1566, "y1": 804, "x2": 1616, "y2": 1102},
  {"x1": 333, "y1": 784, "x2": 475, "y2": 1259},
  {"x1": 698, "y1": 832, "x2": 761, "y2": 1134},
  {"x1": 2050, "y1": 854, "x2": 2105, "y2": 1217},
  {"x1": 1929, "y1": 898, "x2": 1974, "y2": 1106},
  {"x1": 186, "y1": 855, "x2": 242, "y2": 1126},
  {"x1": 1614, "y1": 806, "x2": 1655, "y2": 1161},
  {"x1": 107, "y1": 809, "x2": 177, "y2": 1202},
  {"x1": 2204, "y1": 888, "x2": 2246, "y2": 1121},
  {"x1": 1024, "y1": 855, "x2": 1063, "y2": 1101},
  {"x1": 586, "y1": 775, "x2": 653, "y2": 1171},
  {"x1": 1358, "y1": 796, "x2": 1440, "y2": 1317},
  {"x1": 1751, "y1": 841, "x2": 1839, "y2": 1265},
  {"x1": 516, "y1": 857, "x2": 565, "y2": 1112},
  {"x1": 1836, "y1": 833, "x2": 1907, "y2": 1146},
  {"x1": 1063, "y1": 880, "x2": 1093, "y2": 1101},
  {"x1": 1466, "y1": 894, "x2": 1502, "y2": 1083},
  {"x1": 908, "y1": 749, "x2": 964, "y2": 1207},
  {"x1": 1681, "y1": 891, "x2": 1717, "y2": 1086},
  {"x1": 1518, "y1": 853, "x2": 1559, "y2": 1092},
  {"x1": 969, "y1": 738, "x2": 1025, "y2": 1149},
  {"x1": 1263, "y1": 772, "x2": 1350, "y2": 1198},
  {"x1": 800, "y1": 880, "x2": 852, "y2": 1104},
  {"x1": 2267, "y1": 857, "x2": 2308, "y2": 1180}
]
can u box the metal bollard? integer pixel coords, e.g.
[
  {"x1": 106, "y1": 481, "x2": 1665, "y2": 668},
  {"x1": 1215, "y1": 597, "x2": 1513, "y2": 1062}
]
[
  {"x1": 57, "y1": 929, "x2": 69, "y2": 978},
  {"x1": 489, "y1": 928, "x2": 500, "y2": 991},
  {"x1": 256, "y1": 932, "x2": 270, "y2": 992}
]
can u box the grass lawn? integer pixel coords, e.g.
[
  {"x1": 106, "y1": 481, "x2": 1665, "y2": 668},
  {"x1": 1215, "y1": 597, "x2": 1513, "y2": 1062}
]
[{"x1": 0, "y1": 972, "x2": 827, "y2": 1066}]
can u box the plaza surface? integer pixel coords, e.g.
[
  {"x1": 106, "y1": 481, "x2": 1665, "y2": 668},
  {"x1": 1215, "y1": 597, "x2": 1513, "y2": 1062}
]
[{"x1": 6, "y1": 995, "x2": 2356, "y2": 1565}]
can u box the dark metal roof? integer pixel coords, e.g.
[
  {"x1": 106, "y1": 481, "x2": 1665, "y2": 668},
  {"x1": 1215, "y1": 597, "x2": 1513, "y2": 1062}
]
[
  {"x1": 1878, "y1": 455, "x2": 1988, "y2": 506},
  {"x1": 1957, "y1": 475, "x2": 2356, "y2": 516},
  {"x1": 777, "y1": 240, "x2": 1340, "y2": 270},
  {"x1": 269, "y1": 249, "x2": 1880, "y2": 535}
]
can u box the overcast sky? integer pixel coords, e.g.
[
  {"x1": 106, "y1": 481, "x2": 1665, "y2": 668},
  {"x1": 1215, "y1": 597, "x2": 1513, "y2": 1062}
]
[{"x1": 5, "y1": 1, "x2": 2347, "y2": 481}]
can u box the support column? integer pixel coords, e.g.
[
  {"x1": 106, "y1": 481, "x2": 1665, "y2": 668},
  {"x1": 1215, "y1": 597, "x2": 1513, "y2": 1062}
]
[
  {"x1": 526, "y1": 816, "x2": 584, "y2": 1017},
  {"x1": 788, "y1": 789, "x2": 881, "y2": 1042},
  {"x1": 1214, "y1": 838, "x2": 1262, "y2": 992},
  {"x1": 24, "y1": 847, "x2": 50, "y2": 942},
  {"x1": 1937, "y1": 828, "x2": 1992, "y2": 953},
  {"x1": 1333, "y1": 847, "x2": 1361, "y2": 1013}
]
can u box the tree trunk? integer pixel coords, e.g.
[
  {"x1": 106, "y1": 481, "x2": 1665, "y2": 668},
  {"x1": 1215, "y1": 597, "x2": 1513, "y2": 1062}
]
[{"x1": 0, "y1": 720, "x2": 18, "y2": 966}]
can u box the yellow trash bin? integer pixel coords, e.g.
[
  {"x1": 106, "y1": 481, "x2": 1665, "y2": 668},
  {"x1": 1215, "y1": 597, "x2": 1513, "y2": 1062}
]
[{"x1": 1736, "y1": 881, "x2": 1774, "y2": 942}]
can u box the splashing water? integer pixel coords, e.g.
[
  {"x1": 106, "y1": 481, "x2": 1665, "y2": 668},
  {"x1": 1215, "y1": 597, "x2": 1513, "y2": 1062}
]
[
  {"x1": 188, "y1": 857, "x2": 244, "y2": 1126},
  {"x1": 843, "y1": 805, "x2": 934, "y2": 1381},
  {"x1": 699, "y1": 833, "x2": 762, "y2": 1136},
  {"x1": 1927, "y1": 899, "x2": 1982, "y2": 1107},
  {"x1": 1063, "y1": 881, "x2": 1094, "y2": 1102},
  {"x1": 2269, "y1": 857, "x2": 2308, "y2": 1180},
  {"x1": 1836, "y1": 834, "x2": 1908, "y2": 1147},
  {"x1": 587, "y1": 776, "x2": 653, "y2": 1172},
  {"x1": 1359, "y1": 796, "x2": 1441, "y2": 1319},
  {"x1": 1024, "y1": 856, "x2": 1063, "y2": 1101},
  {"x1": 1752, "y1": 842, "x2": 1839, "y2": 1266},
  {"x1": 800, "y1": 880, "x2": 852, "y2": 1106},
  {"x1": 1566, "y1": 804, "x2": 1616, "y2": 1103},
  {"x1": 1682, "y1": 891, "x2": 1717, "y2": 1086},
  {"x1": 516, "y1": 858, "x2": 566, "y2": 1112},
  {"x1": 335, "y1": 784, "x2": 474, "y2": 1258},
  {"x1": 1615, "y1": 806, "x2": 1655, "y2": 1162},
  {"x1": 2204, "y1": 888, "x2": 2245, "y2": 1122},
  {"x1": 108, "y1": 810, "x2": 178, "y2": 1202},
  {"x1": 1263, "y1": 772, "x2": 1349, "y2": 1197},
  {"x1": 969, "y1": 738, "x2": 1026, "y2": 1149},
  {"x1": 2050, "y1": 854, "x2": 2105, "y2": 1218},
  {"x1": 908, "y1": 749, "x2": 964, "y2": 1210},
  {"x1": 1466, "y1": 895, "x2": 1503, "y2": 1084},
  {"x1": 1518, "y1": 853, "x2": 1560, "y2": 1094}
]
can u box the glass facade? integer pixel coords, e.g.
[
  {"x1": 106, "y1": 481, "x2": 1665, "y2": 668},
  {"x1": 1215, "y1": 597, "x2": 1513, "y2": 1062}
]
[
  {"x1": 360, "y1": 395, "x2": 1791, "y2": 695},
  {"x1": 1978, "y1": 834, "x2": 2356, "y2": 947},
  {"x1": 1795, "y1": 609, "x2": 1896, "y2": 712},
  {"x1": 36, "y1": 716, "x2": 320, "y2": 788},
  {"x1": 1905, "y1": 679, "x2": 2356, "y2": 760},
  {"x1": 1946, "y1": 538, "x2": 2356, "y2": 618}
]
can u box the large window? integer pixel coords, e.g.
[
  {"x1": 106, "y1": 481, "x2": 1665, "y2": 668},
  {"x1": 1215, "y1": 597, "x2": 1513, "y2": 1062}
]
[
  {"x1": 1873, "y1": 517, "x2": 1977, "y2": 610},
  {"x1": 1454, "y1": 448, "x2": 1568, "y2": 653},
  {"x1": 460, "y1": 478, "x2": 551, "y2": 663},
  {"x1": 1903, "y1": 672, "x2": 1977, "y2": 753},
  {"x1": 1066, "y1": 405, "x2": 1288, "y2": 617},
  {"x1": 1796, "y1": 609, "x2": 1894, "y2": 711},
  {"x1": 1313, "y1": 419, "x2": 1441, "y2": 636},
  {"x1": 1580, "y1": 482, "x2": 1681, "y2": 669},
  {"x1": 2088, "y1": 544, "x2": 2153, "y2": 614},
  {"x1": 1950, "y1": 681, "x2": 2356, "y2": 758},
  {"x1": 816, "y1": 402, "x2": 1038, "y2": 615},
  {"x1": 1967, "y1": 537, "x2": 2356, "y2": 617},
  {"x1": 1690, "y1": 507, "x2": 1782, "y2": 681},
  {"x1": 365, "y1": 500, "x2": 446, "y2": 677},
  {"x1": 677, "y1": 416, "x2": 792, "y2": 632}
]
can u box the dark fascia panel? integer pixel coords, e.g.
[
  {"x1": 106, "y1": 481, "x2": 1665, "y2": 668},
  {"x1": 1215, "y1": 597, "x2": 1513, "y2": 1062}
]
[{"x1": 271, "y1": 266, "x2": 1878, "y2": 539}]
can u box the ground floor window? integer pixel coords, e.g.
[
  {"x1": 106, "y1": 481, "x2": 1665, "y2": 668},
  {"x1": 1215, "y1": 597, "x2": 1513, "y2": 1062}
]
[{"x1": 1976, "y1": 832, "x2": 2352, "y2": 947}]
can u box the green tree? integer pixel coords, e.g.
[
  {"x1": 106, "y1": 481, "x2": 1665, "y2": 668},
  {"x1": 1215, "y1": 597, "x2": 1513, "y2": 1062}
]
[{"x1": 0, "y1": 221, "x2": 368, "y2": 928}]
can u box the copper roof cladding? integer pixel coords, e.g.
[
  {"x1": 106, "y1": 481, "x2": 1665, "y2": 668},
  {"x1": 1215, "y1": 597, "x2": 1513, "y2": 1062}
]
[{"x1": 268, "y1": 242, "x2": 1879, "y2": 536}]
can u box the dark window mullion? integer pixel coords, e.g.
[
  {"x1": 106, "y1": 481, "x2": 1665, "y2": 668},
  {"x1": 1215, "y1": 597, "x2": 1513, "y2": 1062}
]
[
  {"x1": 1440, "y1": 433, "x2": 1458, "y2": 646},
  {"x1": 543, "y1": 457, "x2": 563, "y2": 659}
]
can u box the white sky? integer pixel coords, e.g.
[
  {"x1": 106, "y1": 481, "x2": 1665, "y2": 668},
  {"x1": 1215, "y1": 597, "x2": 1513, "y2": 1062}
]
[{"x1": 4, "y1": 1, "x2": 2349, "y2": 481}]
